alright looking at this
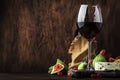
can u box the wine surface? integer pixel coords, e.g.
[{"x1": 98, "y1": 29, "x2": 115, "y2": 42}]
[{"x1": 77, "y1": 22, "x2": 102, "y2": 41}]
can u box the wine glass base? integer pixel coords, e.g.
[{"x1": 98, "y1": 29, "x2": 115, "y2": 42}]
[{"x1": 86, "y1": 64, "x2": 94, "y2": 71}]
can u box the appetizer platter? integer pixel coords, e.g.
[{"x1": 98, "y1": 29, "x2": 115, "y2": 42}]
[{"x1": 48, "y1": 49, "x2": 120, "y2": 78}]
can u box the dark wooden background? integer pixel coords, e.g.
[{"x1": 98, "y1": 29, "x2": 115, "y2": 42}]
[{"x1": 0, "y1": 0, "x2": 120, "y2": 73}]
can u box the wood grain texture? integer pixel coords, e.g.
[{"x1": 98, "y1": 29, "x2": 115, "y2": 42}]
[{"x1": 0, "y1": 0, "x2": 120, "y2": 73}]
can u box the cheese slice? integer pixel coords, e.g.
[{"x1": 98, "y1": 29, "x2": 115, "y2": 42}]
[{"x1": 95, "y1": 62, "x2": 120, "y2": 71}]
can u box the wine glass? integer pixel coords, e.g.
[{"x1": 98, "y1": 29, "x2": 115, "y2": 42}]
[{"x1": 77, "y1": 4, "x2": 103, "y2": 70}]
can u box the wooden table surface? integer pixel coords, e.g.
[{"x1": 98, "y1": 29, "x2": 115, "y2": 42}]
[{"x1": 0, "y1": 73, "x2": 119, "y2": 80}]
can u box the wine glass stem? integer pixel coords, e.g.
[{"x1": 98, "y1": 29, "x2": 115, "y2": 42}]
[{"x1": 88, "y1": 41, "x2": 92, "y2": 71}]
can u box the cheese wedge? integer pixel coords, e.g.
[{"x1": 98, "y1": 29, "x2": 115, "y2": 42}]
[{"x1": 95, "y1": 62, "x2": 120, "y2": 71}]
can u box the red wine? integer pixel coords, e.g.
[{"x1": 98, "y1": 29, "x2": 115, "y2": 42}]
[{"x1": 77, "y1": 22, "x2": 102, "y2": 41}]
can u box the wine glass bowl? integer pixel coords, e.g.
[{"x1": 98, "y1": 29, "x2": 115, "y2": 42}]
[{"x1": 77, "y1": 4, "x2": 103, "y2": 70}]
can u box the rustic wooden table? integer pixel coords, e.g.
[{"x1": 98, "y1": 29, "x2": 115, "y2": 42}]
[{"x1": 0, "y1": 73, "x2": 119, "y2": 80}]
